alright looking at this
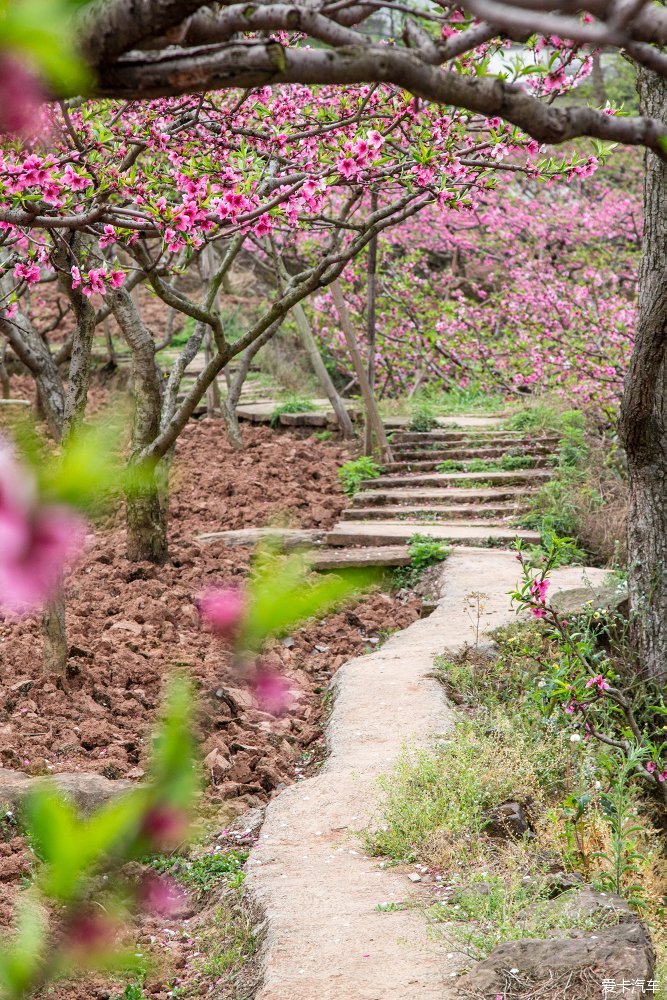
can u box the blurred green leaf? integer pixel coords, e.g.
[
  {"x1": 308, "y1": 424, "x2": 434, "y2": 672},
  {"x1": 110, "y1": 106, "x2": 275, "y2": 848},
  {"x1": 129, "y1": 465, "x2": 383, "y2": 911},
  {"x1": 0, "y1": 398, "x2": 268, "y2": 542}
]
[
  {"x1": 0, "y1": 0, "x2": 93, "y2": 93},
  {"x1": 240, "y1": 543, "x2": 378, "y2": 652},
  {"x1": 0, "y1": 896, "x2": 47, "y2": 998},
  {"x1": 146, "y1": 675, "x2": 198, "y2": 812}
]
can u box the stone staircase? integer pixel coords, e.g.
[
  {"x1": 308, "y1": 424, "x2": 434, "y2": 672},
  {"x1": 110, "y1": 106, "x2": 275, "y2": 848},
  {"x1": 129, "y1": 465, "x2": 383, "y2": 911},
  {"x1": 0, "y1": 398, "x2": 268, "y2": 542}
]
[{"x1": 312, "y1": 421, "x2": 555, "y2": 569}]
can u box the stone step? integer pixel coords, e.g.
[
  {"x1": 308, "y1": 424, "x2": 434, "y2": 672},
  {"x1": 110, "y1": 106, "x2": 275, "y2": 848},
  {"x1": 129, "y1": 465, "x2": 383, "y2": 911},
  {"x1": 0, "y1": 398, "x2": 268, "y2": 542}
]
[
  {"x1": 354, "y1": 486, "x2": 535, "y2": 506},
  {"x1": 389, "y1": 431, "x2": 557, "y2": 445},
  {"x1": 390, "y1": 444, "x2": 554, "y2": 461},
  {"x1": 312, "y1": 545, "x2": 412, "y2": 569},
  {"x1": 343, "y1": 503, "x2": 528, "y2": 521},
  {"x1": 384, "y1": 455, "x2": 551, "y2": 474},
  {"x1": 384, "y1": 415, "x2": 508, "y2": 429},
  {"x1": 326, "y1": 520, "x2": 540, "y2": 547},
  {"x1": 361, "y1": 469, "x2": 551, "y2": 490}
]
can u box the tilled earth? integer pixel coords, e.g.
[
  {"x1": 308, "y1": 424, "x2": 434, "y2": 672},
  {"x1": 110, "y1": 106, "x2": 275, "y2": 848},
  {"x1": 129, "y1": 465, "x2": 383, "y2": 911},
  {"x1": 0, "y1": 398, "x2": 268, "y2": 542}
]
[{"x1": 0, "y1": 413, "x2": 422, "y2": 998}]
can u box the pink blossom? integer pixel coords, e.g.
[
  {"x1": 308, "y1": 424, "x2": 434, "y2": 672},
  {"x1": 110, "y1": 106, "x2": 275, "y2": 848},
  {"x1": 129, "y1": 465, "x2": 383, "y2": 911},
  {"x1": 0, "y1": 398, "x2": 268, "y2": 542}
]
[
  {"x1": 337, "y1": 155, "x2": 358, "y2": 179},
  {"x1": 646, "y1": 761, "x2": 657, "y2": 773},
  {"x1": 4, "y1": 302, "x2": 18, "y2": 320},
  {"x1": 61, "y1": 164, "x2": 92, "y2": 191},
  {"x1": 585, "y1": 675, "x2": 610, "y2": 692},
  {"x1": 98, "y1": 225, "x2": 117, "y2": 248},
  {"x1": 0, "y1": 56, "x2": 44, "y2": 136},
  {"x1": 199, "y1": 586, "x2": 246, "y2": 641},
  {"x1": 251, "y1": 667, "x2": 291, "y2": 716},
  {"x1": 138, "y1": 873, "x2": 185, "y2": 916},
  {"x1": 0, "y1": 443, "x2": 85, "y2": 616},
  {"x1": 530, "y1": 578, "x2": 550, "y2": 603},
  {"x1": 658, "y1": 771, "x2": 666, "y2": 782},
  {"x1": 14, "y1": 261, "x2": 40, "y2": 284},
  {"x1": 109, "y1": 270, "x2": 125, "y2": 289}
]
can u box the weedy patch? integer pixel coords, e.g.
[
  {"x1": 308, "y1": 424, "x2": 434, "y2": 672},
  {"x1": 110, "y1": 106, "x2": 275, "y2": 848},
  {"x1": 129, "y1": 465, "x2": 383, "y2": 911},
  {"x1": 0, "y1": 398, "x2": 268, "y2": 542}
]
[
  {"x1": 149, "y1": 848, "x2": 249, "y2": 894},
  {"x1": 392, "y1": 533, "x2": 450, "y2": 589},
  {"x1": 270, "y1": 395, "x2": 317, "y2": 427},
  {"x1": 365, "y1": 629, "x2": 666, "y2": 969}
]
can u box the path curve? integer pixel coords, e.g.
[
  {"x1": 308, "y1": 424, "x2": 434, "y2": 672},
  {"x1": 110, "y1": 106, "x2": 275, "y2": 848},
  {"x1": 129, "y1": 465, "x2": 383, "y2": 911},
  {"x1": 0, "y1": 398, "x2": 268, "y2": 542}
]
[{"x1": 247, "y1": 549, "x2": 609, "y2": 1000}]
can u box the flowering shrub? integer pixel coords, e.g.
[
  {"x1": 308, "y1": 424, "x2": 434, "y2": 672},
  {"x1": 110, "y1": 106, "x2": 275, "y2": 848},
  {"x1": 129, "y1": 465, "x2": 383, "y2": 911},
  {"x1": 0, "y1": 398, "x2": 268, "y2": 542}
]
[
  {"x1": 511, "y1": 537, "x2": 667, "y2": 812},
  {"x1": 313, "y1": 167, "x2": 639, "y2": 410}
]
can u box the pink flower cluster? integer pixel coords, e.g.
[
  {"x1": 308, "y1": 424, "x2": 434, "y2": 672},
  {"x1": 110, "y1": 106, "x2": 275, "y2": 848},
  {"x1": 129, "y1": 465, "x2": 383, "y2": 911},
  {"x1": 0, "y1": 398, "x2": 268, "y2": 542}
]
[
  {"x1": 0, "y1": 442, "x2": 85, "y2": 615},
  {"x1": 71, "y1": 265, "x2": 125, "y2": 297},
  {"x1": 585, "y1": 674, "x2": 611, "y2": 692},
  {"x1": 529, "y1": 577, "x2": 550, "y2": 618}
]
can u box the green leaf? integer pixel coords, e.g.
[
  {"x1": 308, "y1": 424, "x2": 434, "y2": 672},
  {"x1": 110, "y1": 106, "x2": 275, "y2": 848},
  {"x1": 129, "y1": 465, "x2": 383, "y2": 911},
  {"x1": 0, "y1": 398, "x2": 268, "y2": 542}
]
[
  {"x1": 0, "y1": 895, "x2": 48, "y2": 998},
  {"x1": 240, "y1": 543, "x2": 378, "y2": 652}
]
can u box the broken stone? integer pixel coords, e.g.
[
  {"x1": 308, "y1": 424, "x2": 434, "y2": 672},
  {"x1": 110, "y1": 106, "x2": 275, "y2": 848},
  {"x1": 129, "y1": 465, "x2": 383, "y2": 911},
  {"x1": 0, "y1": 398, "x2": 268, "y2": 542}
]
[
  {"x1": 519, "y1": 886, "x2": 636, "y2": 927},
  {"x1": 551, "y1": 584, "x2": 628, "y2": 616},
  {"x1": 202, "y1": 749, "x2": 232, "y2": 784},
  {"x1": 484, "y1": 800, "x2": 532, "y2": 838},
  {"x1": 457, "y1": 923, "x2": 654, "y2": 997},
  {"x1": 108, "y1": 619, "x2": 142, "y2": 635},
  {"x1": 8, "y1": 679, "x2": 33, "y2": 697},
  {"x1": 407, "y1": 873, "x2": 421, "y2": 883},
  {"x1": 0, "y1": 768, "x2": 135, "y2": 814}
]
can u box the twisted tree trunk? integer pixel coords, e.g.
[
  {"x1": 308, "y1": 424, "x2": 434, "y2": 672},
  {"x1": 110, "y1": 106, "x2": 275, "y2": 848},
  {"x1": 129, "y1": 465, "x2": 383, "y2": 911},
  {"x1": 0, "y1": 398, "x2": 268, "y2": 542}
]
[{"x1": 619, "y1": 68, "x2": 667, "y2": 683}]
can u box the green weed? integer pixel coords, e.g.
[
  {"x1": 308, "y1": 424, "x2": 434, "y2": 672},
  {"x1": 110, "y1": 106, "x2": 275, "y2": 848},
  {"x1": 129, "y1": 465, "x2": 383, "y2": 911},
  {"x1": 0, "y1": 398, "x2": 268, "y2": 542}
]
[
  {"x1": 437, "y1": 454, "x2": 535, "y2": 474},
  {"x1": 392, "y1": 533, "x2": 450, "y2": 588},
  {"x1": 269, "y1": 395, "x2": 316, "y2": 427},
  {"x1": 338, "y1": 456, "x2": 382, "y2": 495},
  {"x1": 408, "y1": 398, "x2": 438, "y2": 432}
]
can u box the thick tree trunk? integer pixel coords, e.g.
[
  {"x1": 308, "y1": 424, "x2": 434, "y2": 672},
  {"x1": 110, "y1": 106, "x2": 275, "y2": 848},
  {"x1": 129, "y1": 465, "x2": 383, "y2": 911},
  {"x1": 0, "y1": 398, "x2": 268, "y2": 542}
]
[
  {"x1": 619, "y1": 68, "x2": 667, "y2": 683},
  {"x1": 126, "y1": 462, "x2": 169, "y2": 563},
  {"x1": 110, "y1": 287, "x2": 169, "y2": 564}
]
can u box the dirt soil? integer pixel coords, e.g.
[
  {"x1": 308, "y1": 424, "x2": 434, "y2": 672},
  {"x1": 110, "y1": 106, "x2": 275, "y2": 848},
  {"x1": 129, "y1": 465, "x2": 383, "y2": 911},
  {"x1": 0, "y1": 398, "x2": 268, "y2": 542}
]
[{"x1": 0, "y1": 410, "x2": 422, "y2": 998}]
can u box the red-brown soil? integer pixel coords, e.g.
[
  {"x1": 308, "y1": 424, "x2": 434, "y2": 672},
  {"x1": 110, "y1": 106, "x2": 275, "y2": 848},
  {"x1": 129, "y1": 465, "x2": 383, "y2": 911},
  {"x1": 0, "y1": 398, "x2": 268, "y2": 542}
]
[{"x1": 0, "y1": 413, "x2": 422, "y2": 998}]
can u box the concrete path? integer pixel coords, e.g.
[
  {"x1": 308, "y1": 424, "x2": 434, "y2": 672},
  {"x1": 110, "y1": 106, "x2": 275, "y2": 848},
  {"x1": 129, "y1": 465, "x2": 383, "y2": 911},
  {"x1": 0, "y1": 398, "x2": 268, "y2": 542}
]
[{"x1": 247, "y1": 549, "x2": 609, "y2": 999}]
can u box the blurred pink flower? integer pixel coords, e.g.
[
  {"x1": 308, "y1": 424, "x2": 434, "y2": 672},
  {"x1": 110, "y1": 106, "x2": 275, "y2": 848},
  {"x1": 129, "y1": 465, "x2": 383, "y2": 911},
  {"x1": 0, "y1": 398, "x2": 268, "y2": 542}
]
[
  {"x1": 199, "y1": 585, "x2": 246, "y2": 642},
  {"x1": 65, "y1": 909, "x2": 117, "y2": 959},
  {"x1": 251, "y1": 667, "x2": 291, "y2": 716},
  {"x1": 0, "y1": 55, "x2": 45, "y2": 136},
  {"x1": 0, "y1": 443, "x2": 84, "y2": 615},
  {"x1": 140, "y1": 804, "x2": 188, "y2": 851},
  {"x1": 138, "y1": 872, "x2": 185, "y2": 916}
]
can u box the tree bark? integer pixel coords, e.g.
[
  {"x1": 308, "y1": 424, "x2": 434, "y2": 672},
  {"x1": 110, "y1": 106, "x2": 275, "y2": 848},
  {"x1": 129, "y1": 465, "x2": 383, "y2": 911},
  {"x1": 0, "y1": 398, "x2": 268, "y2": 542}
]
[
  {"x1": 331, "y1": 280, "x2": 392, "y2": 461},
  {"x1": 619, "y1": 67, "x2": 667, "y2": 683},
  {"x1": 110, "y1": 287, "x2": 169, "y2": 564},
  {"x1": 291, "y1": 301, "x2": 356, "y2": 439},
  {"x1": 42, "y1": 587, "x2": 67, "y2": 676},
  {"x1": 126, "y1": 461, "x2": 169, "y2": 563},
  {"x1": 271, "y1": 243, "x2": 355, "y2": 438},
  {"x1": 223, "y1": 317, "x2": 284, "y2": 449}
]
